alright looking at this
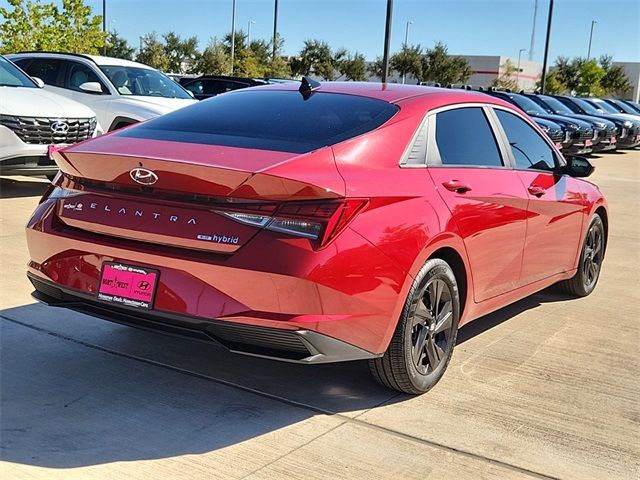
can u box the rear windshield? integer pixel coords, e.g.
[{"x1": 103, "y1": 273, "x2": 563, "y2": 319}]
[{"x1": 118, "y1": 90, "x2": 399, "y2": 153}]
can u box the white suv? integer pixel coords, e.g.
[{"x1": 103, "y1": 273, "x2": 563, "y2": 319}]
[
  {"x1": 0, "y1": 56, "x2": 100, "y2": 178},
  {"x1": 8, "y1": 52, "x2": 197, "y2": 132}
]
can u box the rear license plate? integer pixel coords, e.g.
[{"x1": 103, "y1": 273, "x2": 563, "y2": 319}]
[
  {"x1": 585, "y1": 139, "x2": 592, "y2": 147},
  {"x1": 610, "y1": 136, "x2": 617, "y2": 144},
  {"x1": 98, "y1": 262, "x2": 158, "y2": 309}
]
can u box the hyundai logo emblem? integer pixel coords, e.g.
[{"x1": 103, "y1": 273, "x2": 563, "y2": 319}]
[
  {"x1": 50, "y1": 121, "x2": 69, "y2": 135},
  {"x1": 130, "y1": 167, "x2": 158, "y2": 186},
  {"x1": 137, "y1": 280, "x2": 151, "y2": 290}
]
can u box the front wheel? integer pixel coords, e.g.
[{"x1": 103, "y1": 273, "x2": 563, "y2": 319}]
[
  {"x1": 558, "y1": 214, "x2": 605, "y2": 297},
  {"x1": 369, "y1": 258, "x2": 460, "y2": 394}
]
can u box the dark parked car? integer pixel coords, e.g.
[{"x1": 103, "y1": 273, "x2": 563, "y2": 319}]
[
  {"x1": 524, "y1": 93, "x2": 618, "y2": 153},
  {"x1": 530, "y1": 117, "x2": 565, "y2": 150},
  {"x1": 603, "y1": 98, "x2": 640, "y2": 116},
  {"x1": 180, "y1": 75, "x2": 268, "y2": 100},
  {"x1": 620, "y1": 100, "x2": 640, "y2": 114},
  {"x1": 485, "y1": 91, "x2": 595, "y2": 156},
  {"x1": 552, "y1": 96, "x2": 640, "y2": 149}
]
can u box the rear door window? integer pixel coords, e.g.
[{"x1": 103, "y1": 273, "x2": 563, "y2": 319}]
[
  {"x1": 495, "y1": 109, "x2": 557, "y2": 171},
  {"x1": 432, "y1": 107, "x2": 504, "y2": 167},
  {"x1": 119, "y1": 90, "x2": 399, "y2": 153},
  {"x1": 19, "y1": 58, "x2": 65, "y2": 87}
]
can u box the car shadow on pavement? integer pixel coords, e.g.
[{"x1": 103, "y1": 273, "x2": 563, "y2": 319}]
[
  {"x1": 0, "y1": 302, "x2": 404, "y2": 469},
  {"x1": 0, "y1": 177, "x2": 50, "y2": 199},
  {"x1": 457, "y1": 287, "x2": 576, "y2": 344}
]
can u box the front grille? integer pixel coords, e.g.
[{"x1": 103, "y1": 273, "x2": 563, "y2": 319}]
[
  {"x1": 606, "y1": 127, "x2": 617, "y2": 137},
  {"x1": 548, "y1": 129, "x2": 564, "y2": 143},
  {"x1": 578, "y1": 128, "x2": 592, "y2": 140},
  {"x1": 0, "y1": 115, "x2": 96, "y2": 145}
]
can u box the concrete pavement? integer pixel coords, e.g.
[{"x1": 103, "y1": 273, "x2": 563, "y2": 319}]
[{"x1": 1, "y1": 150, "x2": 639, "y2": 479}]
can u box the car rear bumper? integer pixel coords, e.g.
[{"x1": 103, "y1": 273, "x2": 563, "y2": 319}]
[
  {"x1": 28, "y1": 273, "x2": 379, "y2": 363},
  {"x1": 25, "y1": 198, "x2": 408, "y2": 357}
]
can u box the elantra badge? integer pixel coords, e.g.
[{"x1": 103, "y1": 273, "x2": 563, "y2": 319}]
[{"x1": 130, "y1": 167, "x2": 158, "y2": 186}]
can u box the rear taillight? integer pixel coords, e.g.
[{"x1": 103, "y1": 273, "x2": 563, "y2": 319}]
[{"x1": 217, "y1": 199, "x2": 368, "y2": 248}]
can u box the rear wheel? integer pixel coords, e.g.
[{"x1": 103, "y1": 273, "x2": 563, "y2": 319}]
[
  {"x1": 369, "y1": 258, "x2": 460, "y2": 394},
  {"x1": 558, "y1": 214, "x2": 605, "y2": 297}
]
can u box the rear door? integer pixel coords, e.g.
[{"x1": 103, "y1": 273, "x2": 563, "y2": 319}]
[
  {"x1": 17, "y1": 57, "x2": 70, "y2": 99},
  {"x1": 492, "y1": 107, "x2": 585, "y2": 283},
  {"x1": 63, "y1": 60, "x2": 111, "y2": 128},
  {"x1": 426, "y1": 105, "x2": 529, "y2": 302}
]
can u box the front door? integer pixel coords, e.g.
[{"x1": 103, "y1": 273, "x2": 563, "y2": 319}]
[{"x1": 426, "y1": 106, "x2": 529, "y2": 302}]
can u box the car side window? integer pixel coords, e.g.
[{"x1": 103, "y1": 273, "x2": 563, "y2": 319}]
[
  {"x1": 19, "y1": 58, "x2": 64, "y2": 87},
  {"x1": 184, "y1": 80, "x2": 204, "y2": 95},
  {"x1": 433, "y1": 107, "x2": 503, "y2": 167},
  {"x1": 66, "y1": 61, "x2": 105, "y2": 93},
  {"x1": 495, "y1": 110, "x2": 557, "y2": 172}
]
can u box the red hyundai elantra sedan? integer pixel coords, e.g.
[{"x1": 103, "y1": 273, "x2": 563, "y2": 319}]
[{"x1": 26, "y1": 80, "x2": 607, "y2": 394}]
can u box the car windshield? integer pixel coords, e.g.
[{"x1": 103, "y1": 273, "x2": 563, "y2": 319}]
[
  {"x1": 99, "y1": 65, "x2": 192, "y2": 99},
  {"x1": 0, "y1": 56, "x2": 37, "y2": 88},
  {"x1": 590, "y1": 99, "x2": 621, "y2": 114},
  {"x1": 570, "y1": 97, "x2": 600, "y2": 114},
  {"x1": 608, "y1": 100, "x2": 636, "y2": 114},
  {"x1": 510, "y1": 94, "x2": 548, "y2": 115},
  {"x1": 539, "y1": 95, "x2": 574, "y2": 115}
]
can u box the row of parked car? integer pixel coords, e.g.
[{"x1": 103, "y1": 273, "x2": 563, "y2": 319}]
[
  {"x1": 1, "y1": 50, "x2": 638, "y2": 180},
  {"x1": 469, "y1": 87, "x2": 640, "y2": 156}
]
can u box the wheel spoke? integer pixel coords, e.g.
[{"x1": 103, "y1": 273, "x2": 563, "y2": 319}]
[
  {"x1": 412, "y1": 326, "x2": 429, "y2": 362},
  {"x1": 434, "y1": 302, "x2": 453, "y2": 334},
  {"x1": 433, "y1": 280, "x2": 444, "y2": 314},
  {"x1": 425, "y1": 336, "x2": 442, "y2": 370},
  {"x1": 414, "y1": 297, "x2": 431, "y2": 324},
  {"x1": 589, "y1": 261, "x2": 598, "y2": 281}
]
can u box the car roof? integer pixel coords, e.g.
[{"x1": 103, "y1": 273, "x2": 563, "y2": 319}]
[
  {"x1": 9, "y1": 51, "x2": 155, "y2": 70},
  {"x1": 251, "y1": 81, "x2": 512, "y2": 106}
]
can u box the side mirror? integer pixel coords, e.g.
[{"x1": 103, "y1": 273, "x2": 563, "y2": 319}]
[
  {"x1": 564, "y1": 156, "x2": 594, "y2": 177},
  {"x1": 79, "y1": 81, "x2": 103, "y2": 94},
  {"x1": 32, "y1": 76, "x2": 45, "y2": 88}
]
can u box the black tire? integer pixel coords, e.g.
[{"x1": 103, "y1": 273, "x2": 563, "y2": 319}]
[
  {"x1": 368, "y1": 258, "x2": 460, "y2": 394},
  {"x1": 558, "y1": 214, "x2": 605, "y2": 297}
]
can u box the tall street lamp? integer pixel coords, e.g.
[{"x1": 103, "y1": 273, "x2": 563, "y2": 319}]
[
  {"x1": 382, "y1": 0, "x2": 393, "y2": 83},
  {"x1": 102, "y1": 0, "x2": 107, "y2": 55},
  {"x1": 272, "y1": 0, "x2": 279, "y2": 64},
  {"x1": 402, "y1": 20, "x2": 413, "y2": 84},
  {"x1": 230, "y1": 0, "x2": 237, "y2": 75},
  {"x1": 248, "y1": 19, "x2": 255, "y2": 45},
  {"x1": 516, "y1": 48, "x2": 527, "y2": 88},
  {"x1": 540, "y1": 0, "x2": 554, "y2": 93},
  {"x1": 587, "y1": 20, "x2": 597, "y2": 60}
]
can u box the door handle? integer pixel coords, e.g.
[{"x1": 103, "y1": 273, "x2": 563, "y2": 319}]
[
  {"x1": 442, "y1": 180, "x2": 472, "y2": 193},
  {"x1": 528, "y1": 185, "x2": 547, "y2": 197}
]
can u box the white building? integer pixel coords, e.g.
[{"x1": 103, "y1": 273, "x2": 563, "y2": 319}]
[{"x1": 613, "y1": 62, "x2": 640, "y2": 102}]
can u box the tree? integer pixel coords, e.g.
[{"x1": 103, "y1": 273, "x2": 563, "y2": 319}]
[
  {"x1": 537, "y1": 70, "x2": 567, "y2": 94},
  {"x1": 193, "y1": 38, "x2": 230, "y2": 75},
  {"x1": 600, "y1": 55, "x2": 632, "y2": 97},
  {"x1": 163, "y1": 31, "x2": 199, "y2": 73},
  {"x1": 574, "y1": 59, "x2": 605, "y2": 97},
  {"x1": 367, "y1": 56, "x2": 387, "y2": 79},
  {"x1": 335, "y1": 51, "x2": 367, "y2": 81},
  {"x1": 265, "y1": 34, "x2": 291, "y2": 78},
  {"x1": 0, "y1": 0, "x2": 106, "y2": 54},
  {"x1": 420, "y1": 42, "x2": 471, "y2": 85},
  {"x1": 104, "y1": 30, "x2": 135, "y2": 60},
  {"x1": 292, "y1": 39, "x2": 335, "y2": 80},
  {"x1": 390, "y1": 44, "x2": 422, "y2": 82},
  {"x1": 136, "y1": 32, "x2": 169, "y2": 71},
  {"x1": 491, "y1": 59, "x2": 519, "y2": 90}
]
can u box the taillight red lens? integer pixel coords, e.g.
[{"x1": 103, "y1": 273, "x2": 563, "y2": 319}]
[{"x1": 216, "y1": 198, "x2": 368, "y2": 248}]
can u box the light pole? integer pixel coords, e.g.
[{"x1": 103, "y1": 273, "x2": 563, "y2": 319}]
[
  {"x1": 401, "y1": 20, "x2": 413, "y2": 84},
  {"x1": 382, "y1": 0, "x2": 393, "y2": 83},
  {"x1": 516, "y1": 48, "x2": 527, "y2": 88},
  {"x1": 528, "y1": 0, "x2": 538, "y2": 61},
  {"x1": 102, "y1": 0, "x2": 107, "y2": 55},
  {"x1": 587, "y1": 20, "x2": 597, "y2": 60},
  {"x1": 540, "y1": 0, "x2": 554, "y2": 93},
  {"x1": 272, "y1": 0, "x2": 279, "y2": 64},
  {"x1": 247, "y1": 20, "x2": 255, "y2": 45},
  {"x1": 230, "y1": 0, "x2": 236, "y2": 75}
]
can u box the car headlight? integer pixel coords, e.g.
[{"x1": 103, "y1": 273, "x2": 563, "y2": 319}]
[
  {"x1": 567, "y1": 123, "x2": 579, "y2": 130},
  {"x1": 540, "y1": 125, "x2": 550, "y2": 132},
  {"x1": 623, "y1": 120, "x2": 633, "y2": 128},
  {"x1": 594, "y1": 122, "x2": 606, "y2": 129}
]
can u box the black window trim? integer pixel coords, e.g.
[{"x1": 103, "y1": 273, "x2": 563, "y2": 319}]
[{"x1": 486, "y1": 105, "x2": 566, "y2": 174}]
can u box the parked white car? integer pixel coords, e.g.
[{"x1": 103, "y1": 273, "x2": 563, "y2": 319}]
[
  {"x1": 8, "y1": 52, "x2": 197, "y2": 132},
  {"x1": 0, "y1": 55, "x2": 100, "y2": 179}
]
